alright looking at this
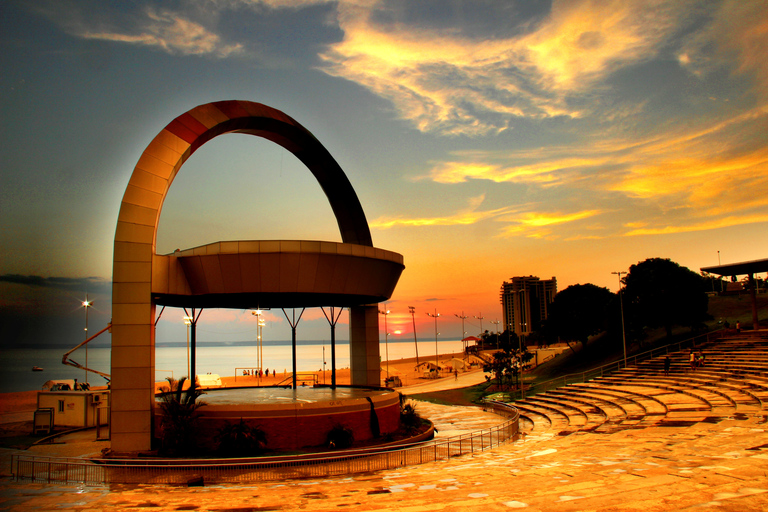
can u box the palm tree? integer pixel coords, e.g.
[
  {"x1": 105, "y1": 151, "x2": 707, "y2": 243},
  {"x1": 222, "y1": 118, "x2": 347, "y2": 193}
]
[{"x1": 157, "y1": 376, "x2": 206, "y2": 456}]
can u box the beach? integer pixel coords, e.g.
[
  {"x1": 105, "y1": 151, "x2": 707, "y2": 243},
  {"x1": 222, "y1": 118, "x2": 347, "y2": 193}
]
[{"x1": 0, "y1": 351, "x2": 490, "y2": 426}]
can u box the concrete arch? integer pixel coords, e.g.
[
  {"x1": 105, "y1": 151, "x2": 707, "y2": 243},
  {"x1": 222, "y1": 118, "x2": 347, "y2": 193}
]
[{"x1": 111, "y1": 101, "x2": 397, "y2": 453}]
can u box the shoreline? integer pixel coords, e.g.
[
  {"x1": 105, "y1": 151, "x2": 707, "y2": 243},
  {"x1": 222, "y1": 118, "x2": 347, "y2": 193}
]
[{"x1": 0, "y1": 350, "x2": 490, "y2": 423}]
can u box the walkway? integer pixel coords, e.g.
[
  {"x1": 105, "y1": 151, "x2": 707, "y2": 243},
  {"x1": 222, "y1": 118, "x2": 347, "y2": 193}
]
[{"x1": 2, "y1": 335, "x2": 768, "y2": 511}]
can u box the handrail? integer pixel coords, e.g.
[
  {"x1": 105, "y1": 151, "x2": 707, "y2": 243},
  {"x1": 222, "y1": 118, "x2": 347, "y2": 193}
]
[
  {"x1": 508, "y1": 329, "x2": 724, "y2": 401},
  {"x1": 12, "y1": 404, "x2": 519, "y2": 485}
]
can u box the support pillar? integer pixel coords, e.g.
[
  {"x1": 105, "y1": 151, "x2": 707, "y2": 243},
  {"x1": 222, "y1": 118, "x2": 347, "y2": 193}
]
[{"x1": 349, "y1": 305, "x2": 381, "y2": 387}]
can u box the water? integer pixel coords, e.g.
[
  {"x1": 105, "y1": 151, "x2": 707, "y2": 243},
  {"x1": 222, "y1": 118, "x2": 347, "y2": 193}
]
[
  {"x1": 1, "y1": 339, "x2": 465, "y2": 393},
  {"x1": 184, "y1": 387, "x2": 391, "y2": 405}
]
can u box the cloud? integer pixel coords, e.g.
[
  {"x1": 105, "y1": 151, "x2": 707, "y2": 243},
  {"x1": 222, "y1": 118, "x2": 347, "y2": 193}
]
[
  {"x1": 422, "y1": 104, "x2": 768, "y2": 237},
  {"x1": 369, "y1": 194, "x2": 515, "y2": 229},
  {"x1": 318, "y1": 0, "x2": 695, "y2": 135},
  {"x1": 32, "y1": 2, "x2": 243, "y2": 58},
  {"x1": 496, "y1": 209, "x2": 603, "y2": 239},
  {"x1": 678, "y1": 1, "x2": 768, "y2": 98},
  {"x1": 79, "y1": 8, "x2": 243, "y2": 57},
  {"x1": 623, "y1": 213, "x2": 768, "y2": 236},
  {"x1": 0, "y1": 274, "x2": 111, "y2": 294}
]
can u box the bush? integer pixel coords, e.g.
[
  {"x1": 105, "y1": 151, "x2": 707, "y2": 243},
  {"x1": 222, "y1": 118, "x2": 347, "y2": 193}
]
[
  {"x1": 399, "y1": 398, "x2": 422, "y2": 433},
  {"x1": 215, "y1": 419, "x2": 267, "y2": 457},
  {"x1": 157, "y1": 377, "x2": 206, "y2": 457},
  {"x1": 326, "y1": 424, "x2": 354, "y2": 449}
]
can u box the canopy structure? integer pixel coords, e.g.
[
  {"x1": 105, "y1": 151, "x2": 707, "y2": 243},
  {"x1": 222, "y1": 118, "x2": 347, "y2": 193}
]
[
  {"x1": 111, "y1": 100, "x2": 404, "y2": 453},
  {"x1": 701, "y1": 257, "x2": 768, "y2": 330}
]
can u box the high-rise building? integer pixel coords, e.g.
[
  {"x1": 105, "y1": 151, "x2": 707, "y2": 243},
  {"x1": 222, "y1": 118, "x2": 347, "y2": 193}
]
[{"x1": 500, "y1": 276, "x2": 557, "y2": 338}]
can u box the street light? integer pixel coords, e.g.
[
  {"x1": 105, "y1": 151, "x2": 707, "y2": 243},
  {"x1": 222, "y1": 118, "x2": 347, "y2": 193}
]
[
  {"x1": 455, "y1": 312, "x2": 468, "y2": 353},
  {"x1": 474, "y1": 314, "x2": 484, "y2": 335},
  {"x1": 426, "y1": 310, "x2": 440, "y2": 376},
  {"x1": 251, "y1": 309, "x2": 266, "y2": 376},
  {"x1": 409, "y1": 306, "x2": 419, "y2": 366},
  {"x1": 82, "y1": 296, "x2": 92, "y2": 385},
  {"x1": 379, "y1": 307, "x2": 390, "y2": 379},
  {"x1": 489, "y1": 319, "x2": 501, "y2": 349},
  {"x1": 612, "y1": 271, "x2": 628, "y2": 368}
]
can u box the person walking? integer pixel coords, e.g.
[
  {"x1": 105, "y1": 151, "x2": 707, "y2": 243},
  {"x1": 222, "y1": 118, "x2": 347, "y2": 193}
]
[{"x1": 664, "y1": 356, "x2": 671, "y2": 376}]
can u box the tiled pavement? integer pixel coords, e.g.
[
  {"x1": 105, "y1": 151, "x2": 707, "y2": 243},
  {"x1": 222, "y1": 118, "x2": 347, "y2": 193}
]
[{"x1": 2, "y1": 336, "x2": 768, "y2": 511}]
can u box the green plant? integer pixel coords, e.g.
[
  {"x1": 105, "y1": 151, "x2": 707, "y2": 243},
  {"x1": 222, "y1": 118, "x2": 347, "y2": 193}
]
[
  {"x1": 326, "y1": 424, "x2": 354, "y2": 449},
  {"x1": 399, "y1": 397, "x2": 422, "y2": 433},
  {"x1": 215, "y1": 419, "x2": 267, "y2": 457},
  {"x1": 156, "y1": 376, "x2": 206, "y2": 456}
]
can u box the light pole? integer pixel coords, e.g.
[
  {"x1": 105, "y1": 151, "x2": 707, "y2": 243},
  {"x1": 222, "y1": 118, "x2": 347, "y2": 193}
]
[
  {"x1": 379, "y1": 307, "x2": 390, "y2": 380},
  {"x1": 183, "y1": 316, "x2": 192, "y2": 378},
  {"x1": 455, "y1": 312, "x2": 468, "y2": 353},
  {"x1": 82, "y1": 296, "x2": 92, "y2": 385},
  {"x1": 612, "y1": 271, "x2": 628, "y2": 368},
  {"x1": 489, "y1": 319, "x2": 501, "y2": 349},
  {"x1": 474, "y1": 313, "x2": 484, "y2": 335},
  {"x1": 409, "y1": 306, "x2": 420, "y2": 366},
  {"x1": 251, "y1": 309, "x2": 266, "y2": 375},
  {"x1": 426, "y1": 310, "x2": 440, "y2": 376}
]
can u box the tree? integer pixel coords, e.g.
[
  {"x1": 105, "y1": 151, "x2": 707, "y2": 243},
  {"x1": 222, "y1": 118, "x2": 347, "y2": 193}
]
[
  {"x1": 543, "y1": 283, "x2": 615, "y2": 349},
  {"x1": 623, "y1": 257, "x2": 709, "y2": 338},
  {"x1": 157, "y1": 376, "x2": 206, "y2": 456},
  {"x1": 483, "y1": 345, "x2": 534, "y2": 391}
]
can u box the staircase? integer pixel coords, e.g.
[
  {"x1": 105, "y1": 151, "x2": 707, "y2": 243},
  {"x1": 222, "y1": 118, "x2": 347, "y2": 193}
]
[{"x1": 511, "y1": 334, "x2": 768, "y2": 437}]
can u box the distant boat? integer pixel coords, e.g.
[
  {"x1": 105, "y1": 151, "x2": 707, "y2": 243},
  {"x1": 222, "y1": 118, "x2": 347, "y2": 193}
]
[{"x1": 32, "y1": 366, "x2": 43, "y2": 372}]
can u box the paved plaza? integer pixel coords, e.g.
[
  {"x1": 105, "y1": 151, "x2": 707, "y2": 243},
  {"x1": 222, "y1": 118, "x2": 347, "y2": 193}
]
[{"x1": 2, "y1": 335, "x2": 768, "y2": 511}]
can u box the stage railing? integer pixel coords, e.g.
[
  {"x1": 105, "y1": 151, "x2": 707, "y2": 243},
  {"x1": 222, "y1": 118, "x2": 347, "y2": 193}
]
[{"x1": 12, "y1": 402, "x2": 519, "y2": 485}]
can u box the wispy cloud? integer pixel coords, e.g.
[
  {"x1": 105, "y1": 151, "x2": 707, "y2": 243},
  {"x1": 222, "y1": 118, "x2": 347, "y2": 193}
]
[
  {"x1": 678, "y1": 1, "x2": 768, "y2": 98},
  {"x1": 496, "y1": 210, "x2": 603, "y2": 239},
  {"x1": 370, "y1": 194, "x2": 514, "y2": 229},
  {"x1": 623, "y1": 213, "x2": 768, "y2": 236},
  {"x1": 423, "y1": 104, "x2": 768, "y2": 236},
  {"x1": 319, "y1": 0, "x2": 695, "y2": 135},
  {"x1": 79, "y1": 8, "x2": 243, "y2": 57},
  {"x1": 0, "y1": 275, "x2": 111, "y2": 294}
]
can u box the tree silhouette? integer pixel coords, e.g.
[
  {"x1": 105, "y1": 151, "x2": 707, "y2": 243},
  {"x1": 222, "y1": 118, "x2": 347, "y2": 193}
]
[
  {"x1": 623, "y1": 258, "x2": 709, "y2": 338},
  {"x1": 543, "y1": 283, "x2": 615, "y2": 346}
]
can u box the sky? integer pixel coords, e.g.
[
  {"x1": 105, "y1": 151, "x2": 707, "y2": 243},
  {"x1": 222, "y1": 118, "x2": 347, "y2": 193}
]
[{"x1": 1, "y1": 0, "x2": 767, "y2": 352}]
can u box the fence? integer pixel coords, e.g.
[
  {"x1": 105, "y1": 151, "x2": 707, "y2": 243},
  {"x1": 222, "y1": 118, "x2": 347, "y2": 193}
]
[
  {"x1": 506, "y1": 330, "x2": 724, "y2": 401},
  {"x1": 12, "y1": 402, "x2": 519, "y2": 485}
]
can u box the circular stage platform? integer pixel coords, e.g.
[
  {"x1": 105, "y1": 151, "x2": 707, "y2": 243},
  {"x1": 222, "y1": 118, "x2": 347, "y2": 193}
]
[{"x1": 155, "y1": 386, "x2": 402, "y2": 451}]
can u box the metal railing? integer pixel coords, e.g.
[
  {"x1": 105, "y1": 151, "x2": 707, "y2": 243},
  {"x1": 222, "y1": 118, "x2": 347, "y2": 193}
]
[
  {"x1": 506, "y1": 330, "x2": 724, "y2": 401},
  {"x1": 12, "y1": 403, "x2": 518, "y2": 485}
]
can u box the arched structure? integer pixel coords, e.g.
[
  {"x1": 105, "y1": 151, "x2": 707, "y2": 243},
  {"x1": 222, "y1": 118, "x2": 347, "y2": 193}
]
[{"x1": 111, "y1": 101, "x2": 404, "y2": 453}]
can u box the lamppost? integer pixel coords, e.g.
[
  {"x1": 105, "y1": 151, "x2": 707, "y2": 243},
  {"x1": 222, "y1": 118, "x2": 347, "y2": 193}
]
[
  {"x1": 426, "y1": 310, "x2": 440, "y2": 376},
  {"x1": 474, "y1": 313, "x2": 484, "y2": 335},
  {"x1": 612, "y1": 271, "x2": 628, "y2": 368},
  {"x1": 183, "y1": 316, "x2": 192, "y2": 378},
  {"x1": 379, "y1": 307, "x2": 390, "y2": 380},
  {"x1": 82, "y1": 296, "x2": 92, "y2": 384},
  {"x1": 489, "y1": 319, "x2": 501, "y2": 349},
  {"x1": 251, "y1": 309, "x2": 266, "y2": 375},
  {"x1": 409, "y1": 306, "x2": 419, "y2": 366},
  {"x1": 455, "y1": 312, "x2": 468, "y2": 352}
]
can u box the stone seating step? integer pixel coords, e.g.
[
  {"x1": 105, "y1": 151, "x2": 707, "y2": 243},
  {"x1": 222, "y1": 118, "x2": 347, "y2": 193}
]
[
  {"x1": 515, "y1": 398, "x2": 575, "y2": 430},
  {"x1": 544, "y1": 389, "x2": 624, "y2": 433},
  {"x1": 522, "y1": 395, "x2": 594, "y2": 428},
  {"x1": 604, "y1": 373, "x2": 738, "y2": 409},
  {"x1": 568, "y1": 383, "x2": 666, "y2": 429}
]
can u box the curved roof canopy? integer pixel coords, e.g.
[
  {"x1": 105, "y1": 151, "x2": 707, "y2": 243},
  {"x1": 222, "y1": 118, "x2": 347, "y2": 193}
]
[{"x1": 700, "y1": 258, "x2": 768, "y2": 277}]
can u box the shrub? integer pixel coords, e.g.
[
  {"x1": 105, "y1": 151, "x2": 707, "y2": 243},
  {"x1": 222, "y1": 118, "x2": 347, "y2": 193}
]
[
  {"x1": 156, "y1": 376, "x2": 206, "y2": 456},
  {"x1": 399, "y1": 397, "x2": 422, "y2": 433},
  {"x1": 326, "y1": 424, "x2": 354, "y2": 449},
  {"x1": 215, "y1": 419, "x2": 268, "y2": 457}
]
